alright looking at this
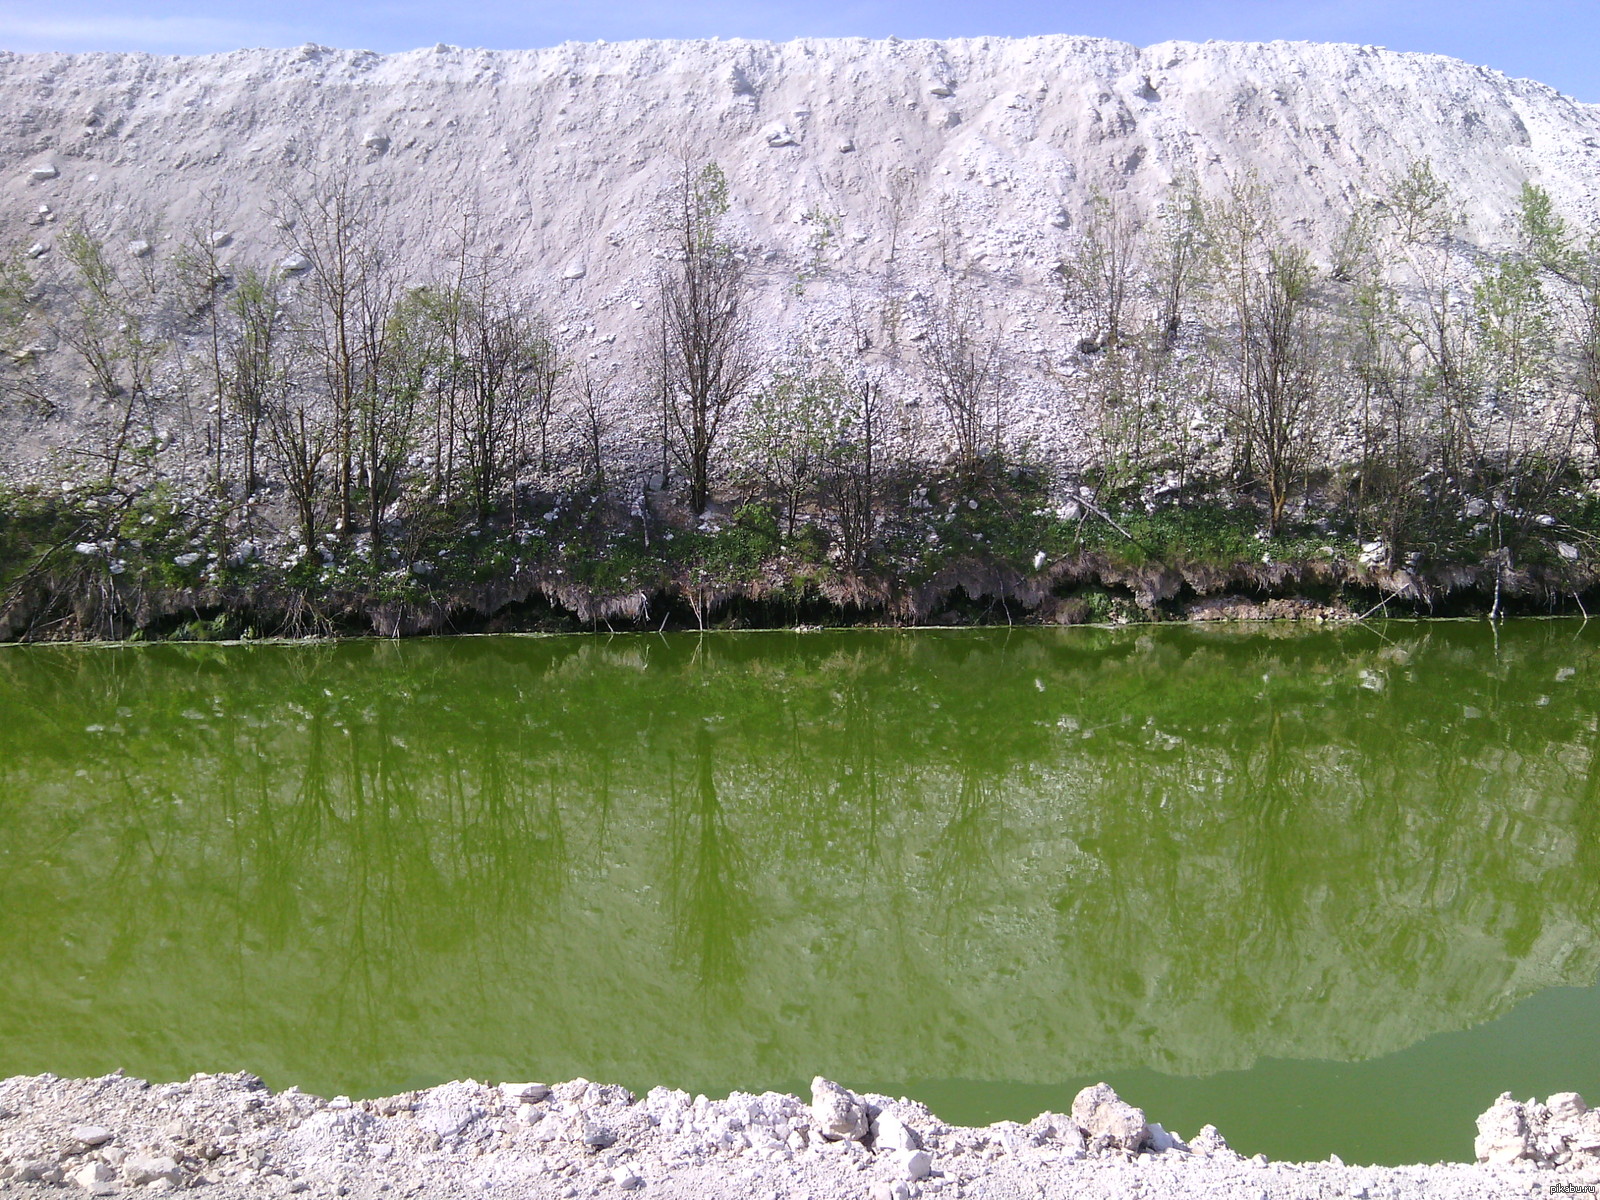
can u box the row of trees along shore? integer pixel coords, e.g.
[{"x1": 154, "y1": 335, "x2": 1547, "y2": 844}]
[{"x1": 1, "y1": 157, "x2": 1599, "y2": 634}]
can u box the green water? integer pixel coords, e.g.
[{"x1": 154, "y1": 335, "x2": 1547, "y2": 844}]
[{"x1": 1, "y1": 622, "x2": 1597, "y2": 1165}]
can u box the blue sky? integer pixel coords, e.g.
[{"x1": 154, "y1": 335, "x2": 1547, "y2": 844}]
[{"x1": 1, "y1": 0, "x2": 1596, "y2": 101}]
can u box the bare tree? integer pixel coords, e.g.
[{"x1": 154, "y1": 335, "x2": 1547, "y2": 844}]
[
  {"x1": 572, "y1": 365, "x2": 612, "y2": 494},
  {"x1": 1382, "y1": 161, "x2": 1478, "y2": 481},
  {"x1": 263, "y1": 353, "x2": 332, "y2": 552},
  {"x1": 51, "y1": 223, "x2": 165, "y2": 486},
  {"x1": 173, "y1": 199, "x2": 236, "y2": 500},
  {"x1": 356, "y1": 286, "x2": 431, "y2": 550},
  {"x1": 1058, "y1": 189, "x2": 1141, "y2": 353},
  {"x1": 1148, "y1": 175, "x2": 1209, "y2": 350},
  {"x1": 272, "y1": 163, "x2": 392, "y2": 535},
  {"x1": 226, "y1": 267, "x2": 286, "y2": 522},
  {"x1": 1205, "y1": 180, "x2": 1329, "y2": 533},
  {"x1": 819, "y1": 374, "x2": 887, "y2": 570},
  {"x1": 918, "y1": 281, "x2": 1006, "y2": 472},
  {"x1": 450, "y1": 265, "x2": 560, "y2": 523},
  {"x1": 1243, "y1": 246, "x2": 1327, "y2": 534},
  {"x1": 656, "y1": 161, "x2": 759, "y2": 514}
]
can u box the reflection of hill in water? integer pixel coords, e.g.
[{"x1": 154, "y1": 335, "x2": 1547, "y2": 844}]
[{"x1": 0, "y1": 623, "x2": 1597, "y2": 1097}]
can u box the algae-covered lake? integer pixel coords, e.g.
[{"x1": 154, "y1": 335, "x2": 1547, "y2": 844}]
[{"x1": 1, "y1": 621, "x2": 1597, "y2": 1165}]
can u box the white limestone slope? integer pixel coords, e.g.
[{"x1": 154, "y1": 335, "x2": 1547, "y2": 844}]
[{"x1": 4, "y1": 36, "x2": 1600, "y2": 457}]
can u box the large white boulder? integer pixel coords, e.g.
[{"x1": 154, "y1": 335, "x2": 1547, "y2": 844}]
[
  {"x1": 809, "y1": 1077, "x2": 868, "y2": 1142},
  {"x1": 1070, "y1": 1082, "x2": 1149, "y2": 1153}
]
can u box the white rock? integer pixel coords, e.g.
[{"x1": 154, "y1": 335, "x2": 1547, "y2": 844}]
[
  {"x1": 871, "y1": 1112, "x2": 922, "y2": 1152},
  {"x1": 123, "y1": 1155, "x2": 182, "y2": 1186},
  {"x1": 1146, "y1": 1122, "x2": 1187, "y2": 1153},
  {"x1": 29, "y1": 163, "x2": 59, "y2": 181},
  {"x1": 127, "y1": 239, "x2": 153, "y2": 258},
  {"x1": 868, "y1": 1183, "x2": 910, "y2": 1200},
  {"x1": 174, "y1": 552, "x2": 202, "y2": 567},
  {"x1": 1476, "y1": 1093, "x2": 1530, "y2": 1165},
  {"x1": 1190, "y1": 1126, "x2": 1235, "y2": 1158},
  {"x1": 1558, "y1": 542, "x2": 1580, "y2": 561},
  {"x1": 501, "y1": 1082, "x2": 550, "y2": 1102},
  {"x1": 1549, "y1": 1092, "x2": 1589, "y2": 1121},
  {"x1": 279, "y1": 253, "x2": 312, "y2": 273},
  {"x1": 71, "y1": 1125, "x2": 116, "y2": 1146},
  {"x1": 809, "y1": 1077, "x2": 868, "y2": 1142},
  {"x1": 209, "y1": 230, "x2": 233, "y2": 247},
  {"x1": 895, "y1": 1147, "x2": 932, "y2": 1180},
  {"x1": 69, "y1": 1161, "x2": 115, "y2": 1189},
  {"x1": 611, "y1": 1166, "x2": 642, "y2": 1189},
  {"x1": 763, "y1": 123, "x2": 798, "y2": 147},
  {"x1": 562, "y1": 262, "x2": 587, "y2": 280},
  {"x1": 363, "y1": 131, "x2": 390, "y2": 153},
  {"x1": 26, "y1": 242, "x2": 49, "y2": 259},
  {"x1": 1070, "y1": 1082, "x2": 1149, "y2": 1152}
]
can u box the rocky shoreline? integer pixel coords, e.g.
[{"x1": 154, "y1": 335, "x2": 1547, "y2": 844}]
[{"x1": 1, "y1": 1073, "x2": 1596, "y2": 1200}]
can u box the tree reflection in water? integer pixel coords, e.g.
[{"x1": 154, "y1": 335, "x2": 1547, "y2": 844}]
[{"x1": 0, "y1": 622, "x2": 1597, "y2": 1158}]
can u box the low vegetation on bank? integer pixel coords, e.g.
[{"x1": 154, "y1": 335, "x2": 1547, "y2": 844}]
[{"x1": 2, "y1": 160, "x2": 1599, "y2": 639}]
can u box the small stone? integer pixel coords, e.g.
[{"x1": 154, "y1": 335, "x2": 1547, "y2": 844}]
[
  {"x1": 14, "y1": 1161, "x2": 61, "y2": 1183},
  {"x1": 123, "y1": 1155, "x2": 182, "y2": 1186},
  {"x1": 871, "y1": 1113, "x2": 922, "y2": 1152},
  {"x1": 363, "y1": 131, "x2": 390, "y2": 153},
  {"x1": 26, "y1": 242, "x2": 49, "y2": 259},
  {"x1": 895, "y1": 1148, "x2": 932, "y2": 1181},
  {"x1": 581, "y1": 1118, "x2": 617, "y2": 1150},
  {"x1": 30, "y1": 163, "x2": 59, "y2": 181},
  {"x1": 72, "y1": 1125, "x2": 116, "y2": 1147},
  {"x1": 810, "y1": 1078, "x2": 869, "y2": 1142},
  {"x1": 209, "y1": 230, "x2": 233, "y2": 248},
  {"x1": 1146, "y1": 1122, "x2": 1186, "y2": 1153},
  {"x1": 562, "y1": 262, "x2": 586, "y2": 280},
  {"x1": 501, "y1": 1082, "x2": 550, "y2": 1103},
  {"x1": 1191, "y1": 1125, "x2": 1234, "y2": 1157},
  {"x1": 764, "y1": 123, "x2": 799, "y2": 147},
  {"x1": 838, "y1": 138, "x2": 856, "y2": 152},
  {"x1": 611, "y1": 1166, "x2": 642, "y2": 1189},
  {"x1": 1558, "y1": 542, "x2": 1580, "y2": 561},
  {"x1": 1549, "y1": 1092, "x2": 1589, "y2": 1121},
  {"x1": 127, "y1": 239, "x2": 152, "y2": 258},
  {"x1": 280, "y1": 254, "x2": 311, "y2": 274},
  {"x1": 868, "y1": 1183, "x2": 910, "y2": 1200},
  {"x1": 70, "y1": 1161, "x2": 116, "y2": 1190}
]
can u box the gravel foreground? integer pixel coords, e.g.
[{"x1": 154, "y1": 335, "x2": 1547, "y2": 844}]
[{"x1": 2, "y1": 1072, "x2": 1597, "y2": 1200}]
